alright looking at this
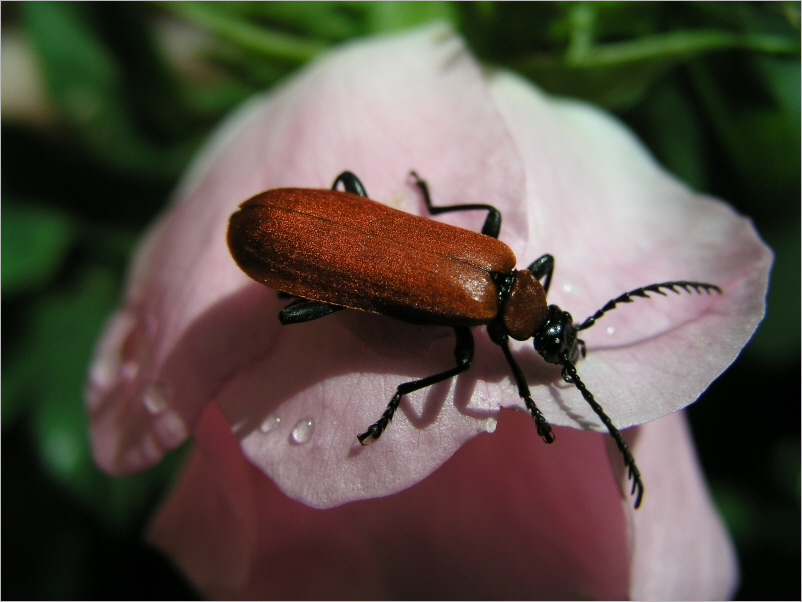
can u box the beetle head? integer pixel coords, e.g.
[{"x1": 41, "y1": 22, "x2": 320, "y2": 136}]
[{"x1": 533, "y1": 305, "x2": 581, "y2": 365}]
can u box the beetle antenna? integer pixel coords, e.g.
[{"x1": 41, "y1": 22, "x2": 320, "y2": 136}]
[
  {"x1": 560, "y1": 353, "x2": 644, "y2": 509},
  {"x1": 576, "y1": 281, "x2": 721, "y2": 332}
]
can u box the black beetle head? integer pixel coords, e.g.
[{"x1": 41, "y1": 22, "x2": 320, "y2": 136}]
[{"x1": 533, "y1": 305, "x2": 580, "y2": 365}]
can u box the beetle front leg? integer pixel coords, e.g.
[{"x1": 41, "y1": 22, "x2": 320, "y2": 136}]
[
  {"x1": 358, "y1": 326, "x2": 474, "y2": 444},
  {"x1": 526, "y1": 254, "x2": 554, "y2": 295},
  {"x1": 487, "y1": 322, "x2": 555, "y2": 443},
  {"x1": 332, "y1": 171, "x2": 368, "y2": 197}
]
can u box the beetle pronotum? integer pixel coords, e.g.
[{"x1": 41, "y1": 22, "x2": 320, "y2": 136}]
[{"x1": 227, "y1": 171, "x2": 721, "y2": 508}]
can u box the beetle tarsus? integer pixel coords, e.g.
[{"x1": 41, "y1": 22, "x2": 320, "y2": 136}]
[
  {"x1": 358, "y1": 398, "x2": 400, "y2": 444},
  {"x1": 525, "y1": 398, "x2": 555, "y2": 443}
]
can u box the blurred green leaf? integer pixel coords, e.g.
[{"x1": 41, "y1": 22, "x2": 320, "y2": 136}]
[
  {"x1": 628, "y1": 78, "x2": 707, "y2": 190},
  {"x1": 3, "y1": 265, "x2": 118, "y2": 443},
  {"x1": 21, "y1": 2, "x2": 197, "y2": 181},
  {"x1": 161, "y1": 1, "x2": 456, "y2": 51},
  {"x1": 160, "y1": 1, "x2": 329, "y2": 63},
  {"x1": 772, "y1": 437, "x2": 801, "y2": 502},
  {"x1": 359, "y1": 1, "x2": 457, "y2": 32},
  {"x1": 714, "y1": 480, "x2": 800, "y2": 553},
  {"x1": 745, "y1": 221, "x2": 800, "y2": 365},
  {"x1": 2, "y1": 263, "x2": 182, "y2": 528},
  {"x1": 229, "y1": 1, "x2": 368, "y2": 40},
  {"x1": 157, "y1": 1, "x2": 456, "y2": 93},
  {"x1": 2, "y1": 202, "x2": 75, "y2": 295},
  {"x1": 690, "y1": 56, "x2": 801, "y2": 206},
  {"x1": 517, "y1": 27, "x2": 798, "y2": 110}
]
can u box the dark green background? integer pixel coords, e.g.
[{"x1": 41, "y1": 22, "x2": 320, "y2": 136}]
[{"x1": 3, "y1": 3, "x2": 799, "y2": 599}]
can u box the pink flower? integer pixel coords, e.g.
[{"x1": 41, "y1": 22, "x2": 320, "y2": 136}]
[{"x1": 86, "y1": 25, "x2": 769, "y2": 599}]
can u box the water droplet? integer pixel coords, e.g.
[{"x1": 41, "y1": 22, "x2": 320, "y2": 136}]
[
  {"x1": 484, "y1": 416, "x2": 498, "y2": 433},
  {"x1": 606, "y1": 326, "x2": 615, "y2": 335},
  {"x1": 291, "y1": 418, "x2": 314, "y2": 444},
  {"x1": 90, "y1": 354, "x2": 119, "y2": 392},
  {"x1": 260, "y1": 415, "x2": 281, "y2": 433},
  {"x1": 143, "y1": 381, "x2": 171, "y2": 414},
  {"x1": 120, "y1": 360, "x2": 139, "y2": 382}
]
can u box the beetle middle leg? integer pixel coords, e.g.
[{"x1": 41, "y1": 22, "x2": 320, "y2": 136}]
[
  {"x1": 357, "y1": 327, "x2": 474, "y2": 444},
  {"x1": 409, "y1": 171, "x2": 502, "y2": 239},
  {"x1": 279, "y1": 298, "x2": 343, "y2": 324}
]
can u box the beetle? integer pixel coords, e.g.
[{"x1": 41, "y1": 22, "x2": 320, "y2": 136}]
[{"x1": 227, "y1": 171, "x2": 721, "y2": 508}]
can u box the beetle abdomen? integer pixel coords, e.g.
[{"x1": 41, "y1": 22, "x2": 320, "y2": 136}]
[{"x1": 227, "y1": 188, "x2": 517, "y2": 325}]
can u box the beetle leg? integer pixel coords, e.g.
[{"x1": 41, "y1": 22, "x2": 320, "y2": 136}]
[
  {"x1": 279, "y1": 298, "x2": 343, "y2": 324},
  {"x1": 408, "y1": 171, "x2": 502, "y2": 239},
  {"x1": 332, "y1": 171, "x2": 369, "y2": 197},
  {"x1": 357, "y1": 327, "x2": 474, "y2": 444},
  {"x1": 487, "y1": 322, "x2": 555, "y2": 443},
  {"x1": 526, "y1": 254, "x2": 555, "y2": 295}
]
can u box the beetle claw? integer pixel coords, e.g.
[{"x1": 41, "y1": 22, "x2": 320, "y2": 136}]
[{"x1": 357, "y1": 424, "x2": 382, "y2": 445}]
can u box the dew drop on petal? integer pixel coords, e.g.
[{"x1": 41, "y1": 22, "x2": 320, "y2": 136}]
[
  {"x1": 90, "y1": 310, "x2": 138, "y2": 391},
  {"x1": 119, "y1": 360, "x2": 139, "y2": 383},
  {"x1": 484, "y1": 416, "x2": 498, "y2": 433},
  {"x1": 260, "y1": 414, "x2": 281, "y2": 433},
  {"x1": 291, "y1": 418, "x2": 314, "y2": 444},
  {"x1": 90, "y1": 353, "x2": 121, "y2": 392},
  {"x1": 143, "y1": 381, "x2": 172, "y2": 414}
]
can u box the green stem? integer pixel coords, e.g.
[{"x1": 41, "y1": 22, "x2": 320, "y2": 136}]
[
  {"x1": 578, "y1": 30, "x2": 800, "y2": 66},
  {"x1": 520, "y1": 29, "x2": 799, "y2": 70},
  {"x1": 159, "y1": 2, "x2": 328, "y2": 63}
]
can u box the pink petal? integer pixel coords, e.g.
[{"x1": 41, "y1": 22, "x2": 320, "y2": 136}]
[
  {"x1": 85, "y1": 23, "x2": 769, "y2": 519},
  {"x1": 628, "y1": 411, "x2": 739, "y2": 599},
  {"x1": 149, "y1": 402, "x2": 736, "y2": 599}
]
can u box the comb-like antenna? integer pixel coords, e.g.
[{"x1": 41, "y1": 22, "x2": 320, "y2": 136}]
[
  {"x1": 576, "y1": 281, "x2": 721, "y2": 332},
  {"x1": 560, "y1": 353, "x2": 644, "y2": 508}
]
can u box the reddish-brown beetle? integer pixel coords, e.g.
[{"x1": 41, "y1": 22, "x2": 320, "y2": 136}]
[{"x1": 228, "y1": 171, "x2": 721, "y2": 508}]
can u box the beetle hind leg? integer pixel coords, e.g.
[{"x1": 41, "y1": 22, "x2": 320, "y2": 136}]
[
  {"x1": 408, "y1": 171, "x2": 502, "y2": 239},
  {"x1": 358, "y1": 327, "x2": 474, "y2": 444}
]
